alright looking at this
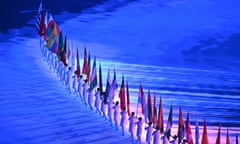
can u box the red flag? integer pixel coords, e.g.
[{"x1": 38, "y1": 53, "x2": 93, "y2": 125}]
[
  {"x1": 186, "y1": 112, "x2": 193, "y2": 144},
  {"x1": 126, "y1": 81, "x2": 130, "y2": 116},
  {"x1": 215, "y1": 126, "x2": 221, "y2": 144},
  {"x1": 82, "y1": 47, "x2": 88, "y2": 74},
  {"x1": 39, "y1": 10, "x2": 46, "y2": 36},
  {"x1": 152, "y1": 94, "x2": 157, "y2": 127},
  {"x1": 76, "y1": 48, "x2": 80, "y2": 77},
  {"x1": 201, "y1": 118, "x2": 209, "y2": 144},
  {"x1": 178, "y1": 107, "x2": 184, "y2": 144},
  {"x1": 147, "y1": 89, "x2": 152, "y2": 122},
  {"x1": 157, "y1": 96, "x2": 164, "y2": 134},
  {"x1": 119, "y1": 75, "x2": 126, "y2": 111},
  {"x1": 226, "y1": 129, "x2": 230, "y2": 144}
]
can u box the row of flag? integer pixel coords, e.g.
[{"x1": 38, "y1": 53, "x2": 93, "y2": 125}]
[{"x1": 36, "y1": 1, "x2": 239, "y2": 143}]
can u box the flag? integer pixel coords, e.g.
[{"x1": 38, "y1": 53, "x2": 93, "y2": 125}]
[
  {"x1": 147, "y1": 89, "x2": 153, "y2": 122},
  {"x1": 152, "y1": 93, "x2": 157, "y2": 128},
  {"x1": 82, "y1": 47, "x2": 88, "y2": 74},
  {"x1": 57, "y1": 32, "x2": 63, "y2": 59},
  {"x1": 138, "y1": 84, "x2": 147, "y2": 120},
  {"x1": 195, "y1": 115, "x2": 200, "y2": 144},
  {"x1": 76, "y1": 48, "x2": 80, "y2": 77},
  {"x1": 178, "y1": 107, "x2": 184, "y2": 144},
  {"x1": 186, "y1": 112, "x2": 193, "y2": 144},
  {"x1": 236, "y1": 134, "x2": 239, "y2": 144},
  {"x1": 165, "y1": 104, "x2": 173, "y2": 140},
  {"x1": 105, "y1": 69, "x2": 111, "y2": 98},
  {"x1": 49, "y1": 41, "x2": 58, "y2": 54},
  {"x1": 99, "y1": 63, "x2": 103, "y2": 95},
  {"x1": 201, "y1": 118, "x2": 209, "y2": 144},
  {"x1": 67, "y1": 39, "x2": 71, "y2": 65},
  {"x1": 87, "y1": 52, "x2": 91, "y2": 84},
  {"x1": 109, "y1": 69, "x2": 118, "y2": 100},
  {"x1": 89, "y1": 57, "x2": 97, "y2": 91},
  {"x1": 119, "y1": 75, "x2": 126, "y2": 110},
  {"x1": 215, "y1": 126, "x2": 221, "y2": 144},
  {"x1": 126, "y1": 81, "x2": 130, "y2": 116},
  {"x1": 226, "y1": 129, "x2": 230, "y2": 144},
  {"x1": 60, "y1": 36, "x2": 67, "y2": 65},
  {"x1": 71, "y1": 41, "x2": 75, "y2": 68},
  {"x1": 157, "y1": 96, "x2": 164, "y2": 134}
]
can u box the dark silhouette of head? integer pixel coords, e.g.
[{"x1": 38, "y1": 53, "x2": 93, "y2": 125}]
[{"x1": 131, "y1": 112, "x2": 135, "y2": 116}]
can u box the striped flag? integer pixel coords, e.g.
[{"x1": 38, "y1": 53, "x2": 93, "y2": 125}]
[
  {"x1": 152, "y1": 93, "x2": 157, "y2": 128},
  {"x1": 201, "y1": 118, "x2": 209, "y2": 144},
  {"x1": 195, "y1": 115, "x2": 200, "y2": 144},
  {"x1": 147, "y1": 89, "x2": 153, "y2": 123},
  {"x1": 126, "y1": 81, "x2": 130, "y2": 116},
  {"x1": 215, "y1": 126, "x2": 221, "y2": 144},
  {"x1": 226, "y1": 129, "x2": 230, "y2": 144},
  {"x1": 186, "y1": 112, "x2": 193, "y2": 144},
  {"x1": 82, "y1": 47, "x2": 88, "y2": 74},
  {"x1": 119, "y1": 75, "x2": 126, "y2": 111},
  {"x1": 165, "y1": 104, "x2": 173, "y2": 140},
  {"x1": 89, "y1": 57, "x2": 97, "y2": 91},
  {"x1": 157, "y1": 96, "x2": 164, "y2": 134},
  {"x1": 35, "y1": 0, "x2": 43, "y2": 32},
  {"x1": 76, "y1": 48, "x2": 80, "y2": 77},
  {"x1": 71, "y1": 41, "x2": 75, "y2": 68},
  {"x1": 178, "y1": 107, "x2": 184, "y2": 144}
]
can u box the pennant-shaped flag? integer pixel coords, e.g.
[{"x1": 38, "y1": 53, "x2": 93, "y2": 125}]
[
  {"x1": 165, "y1": 104, "x2": 173, "y2": 140},
  {"x1": 186, "y1": 112, "x2": 193, "y2": 144},
  {"x1": 82, "y1": 47, "x2": 88, "y2": 74},
  {"x1": 99, "y1": 63, "x2": 103, "y2": 95},
  {"x1": 157, "y1": 96, "x2": 164, "y2": 134},
  {"x1": 126, "y1": 81, "x2": 130, "y2": 116},
  {"x1": 178, "y1": 107, "x2": 184, "y2": 144},
  {"x1": 152, "y1": 93, "x2": 157, "y2": 128},
  {"x1": 147, "y1": 89, "x2": 153, "y2": 123},
  {"x1": 87, "y1": 52, "x2": 91, "y2": 84},
  {"x1": 215, "y1": 126, "x2": 221, "y2": 144},
  {"x1": 109, "y1": 69, "x2": 118, "y2": 100},
  {"x1": 119, "y1": 75, "x2": 126, "y2": 111},
  {"x1": 89, "y1": 57, "x2": 97, "y2": 91},
  {"x1": 201, "y1": 118, "x2": 209, "y2": 144},
  {"x1": 76, "y1": 48, "x2": 80, "y2": 77},
  {"x1": 195, "y1": 115, "x2": 200, "y2": 144}
]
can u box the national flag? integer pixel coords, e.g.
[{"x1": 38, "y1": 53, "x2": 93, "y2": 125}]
[
  {"x1": 126, "y1": 81, "x2": 130, "y2": 116},
  {"x1": 89, "y1": 57, "x2": 97, "y2": 91},
  {"x1": 61, "y1": 36, "x2": 67, "y2": 65},
  {"x1": 47, "y1": 14, "x2": 60, "y2": 37},
  {"x1": 226, "y1": 129, "x2": 230, "y2": 144},
  {"x1": 157, "y1": 96, "x2": 164, "y2": 134},
  {"x1": 35, "y1": 1, "x2": 43, "y2": 31},
  {"x1": 147, "y1": 89, "x2": 153, "y2": 122},
  {"x1": 138, "y1": 84, "x2": 147, "y2": 120},
  {"x1": 186, "y1": 112, "x2": 193, "y2": 144},
  {"x1": 152, "y1": 93, "x2": 157, "y2": 128},
  {"x1": 201, "y1": 118, "x2": 209, "y2": 144},
  {"x1": 109, "y1": 69, "x2": 118, "y2": 100},
  {"x1": 38, "y1": 10, "x2": 47, "y2": 37},
  {"x1": 177, "y1": 107, "x2": 184, "y2": 144},
  {"x1": 87, "y1": 52, "x2": 91, "y2": 84},
  {"x1": 49, "y1": 41, "x2": 58, "y2": 54},
  {"x1": 67, "y1": 39, "x2": 71, "y2": 65},
  {"x1": 195, "y1": 115, "x2": 200, "y2": 144},
  {"x1": 76, "y1": 48, "x2": 80, "y2": 77},
  {"x1": 165, "y1": 104, "x2": 173, "y2": 140},
  {"x1": 98, "y1": 63, "x2": 103, "y2": 95},
  {"x1": 215, "y1": 126, "x2": 221, "y2": 144},
  {"x1": 119, "y1": 75, "x2": 126, "y2": 111},
  {"x1": 82, "y1": 47, "x2": 88, "y2": 74},
  {"x1": 57, "y1": 32, "x2": 63, "y2": 58},
  {"x1": 105, "y1": 69, "x2": 111, "y2": 98}
]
